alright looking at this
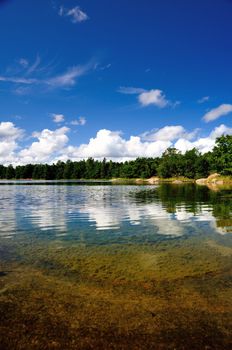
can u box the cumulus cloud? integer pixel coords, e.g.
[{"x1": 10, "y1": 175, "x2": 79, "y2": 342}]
[
  {"x1": 203, "y1": 104, "x2": 232, "y2": 122},
  {"x1": 0, "y1": 122, "x2": 23, "y2": 161},
  {"x1": 138, "y1": 89, "x2": 169, "y2": 108},
  {"x1": 0, "y1": 122, "x2": 23, "y2": 141},
  {"x1": 118, "y1": 86, "x2": 176, "y2": 108},
  {"x1": 58, "y1": 130, "x2": 173, "y2": 161},
  {"x1": 59, "y1": 6, "x2": 89, "y2": 23},
  {"x1": 209, "y1": 123, "x2": 232, "y2": 139},
  {"x1": 52, "y1": 115, "x2": 86, "y2": 126},
  {"x1": 141, "y1": 125, "x2": 199, "y2": 142},
  {"x1": 19, "y1": 127, "x2": 69, "y2": 164},
  {"x1": 174, "y1": 124, "x2": 232, "y2": 154},
  {"x1": 60, "y1": 124, "x2": 232, "y2": 161},
  {"x1": 52, "y1": 114, "x2": 65, "y2": 123},
  {"x1": 0, "y1": 123, "x2": 231, "y2": 165}
]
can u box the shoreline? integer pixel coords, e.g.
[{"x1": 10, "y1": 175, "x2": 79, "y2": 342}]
[
  {"x1": 112, "y1": 174, "x2": 232, "y2": 186},
  {"x1": 0, "y1": 174, "x2": 231, "y2": 187}
]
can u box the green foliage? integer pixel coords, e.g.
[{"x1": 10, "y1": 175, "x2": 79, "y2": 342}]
[
  {"x1": 157, "y1": 148, "x2": 183, "y2": 178},
  {"x1": 5, "y1": 164, "x2": 15, "y2": 179},
  {"x1": 0, "y1": 135, "x2": 231, "y2": 180},
  {"x1": 212, "y1": 135, "x2": 232, "y2": 172}
]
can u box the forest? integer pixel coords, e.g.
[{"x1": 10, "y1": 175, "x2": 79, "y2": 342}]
[{"x1": 0, "y1": 135, "x2": 231, "y2": 180}]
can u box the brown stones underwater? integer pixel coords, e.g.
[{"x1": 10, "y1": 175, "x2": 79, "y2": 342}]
[{"x1": 0, "y1": 235, "x2": 232, "y2": 350}]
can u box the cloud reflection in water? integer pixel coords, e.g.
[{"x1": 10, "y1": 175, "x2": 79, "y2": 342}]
[{"x1": 0, "y1": 184, "x2": 231, "y2": 240}]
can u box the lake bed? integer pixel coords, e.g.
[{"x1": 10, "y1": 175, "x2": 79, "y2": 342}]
[{"x1": 0, "y1": 183, "x2": 232, "y2": 349}]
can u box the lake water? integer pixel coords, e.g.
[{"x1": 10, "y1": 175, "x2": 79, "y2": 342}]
[
  {"x1": 0, "y1": 182, "x2": 232, "y2": 349},
  {"x1": 0, "y1": 182, "x2": 231, "y2": 240}
]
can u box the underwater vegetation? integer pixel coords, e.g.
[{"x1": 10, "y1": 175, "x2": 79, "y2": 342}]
[{"x1": 0, "y1": 234, "x2": 232, "y2": 350}]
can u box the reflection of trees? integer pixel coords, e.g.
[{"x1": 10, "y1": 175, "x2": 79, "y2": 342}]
[
  {"x1": 131, "y1": 185, "x2": 232, "y2": 232},
  {"x1": 212, "y1": 195, "x2": 232, "y2": 232},
  {"x1": 211, "y1": 197, "x2": 232, "y2": 219},
  {"x1": 216, "y1": 219, "x2": 232, "y2": 233},
  {"x1": 156, "y1": 185, "x2": 211, "y2": 214},
  {"x1": 132, "y1": 185, "x2": 211, "y2": 213}
]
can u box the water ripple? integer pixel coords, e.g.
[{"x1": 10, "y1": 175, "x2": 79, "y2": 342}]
[{"x1": 0, "y1": 184, "x2": 231, "y2": 240}]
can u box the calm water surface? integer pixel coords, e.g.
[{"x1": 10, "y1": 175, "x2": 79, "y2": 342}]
[
  {"x1": 0, "y1": 182, "x2": 231, "y2": 240},
  {"x1": 0, "y1": 182, "x2": 232, "y2": 349}
]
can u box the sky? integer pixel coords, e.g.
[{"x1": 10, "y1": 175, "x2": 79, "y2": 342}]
[{"x1": 0, "y1": 0, "x2": 232, "y2": 165}]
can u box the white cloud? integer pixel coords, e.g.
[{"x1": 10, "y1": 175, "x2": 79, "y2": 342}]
[
  {"x1": 58, "y1": 129, "x2": 172, "y2": 161},
  {"x1": 59, "y1": 6, "x2": 89, "y2": 23},
  {"x1": 0, "y1": 59, "x2": 94, "y2": 91},
  {"x1": 0, "y1": 122, "x2": 23, "y2": 161},
  {"x1": 174, "y1": 124, "x2": 232, "y2": 154},
  {"x1": 67, "y1": 124, "x2": 231, "y2": 160},
  {"x1": 174, "y1": 138, "x2": 214, "y2": 154},
  {"x1": 70, "y1": 116, "x2": 86, "y2": 126},
  {"x1": 209, "y1": 124, "x2": 232, "y2": 139},
  {"x1": 0, "y1": 123, "x2": 231, "y2": 165},
  {"x1": 19, "y1": 127, "x2": 69, "y2": 164},
  {"x1": 118, "y1": 87, "x2": 175, "y2": 108},
  {"x1": 52, "y1": 115, "x2": 86, "y2": 126},
  {"x1": 203, "y1": 104, "x2": 232, "y2": 122},
  {"x1": 0, "y1": 140, "x2": 18, "y2": 157},
  {"x1": 0, "y1": 76, "x2": 36, "y2": 84},
  {"x1": 138, "y1": 89, "x2": 169, "y2": 108},
  {"x1": 198, "y1": 96, "x2": 210, "y2": 104},
  {"x1": 141, "y1": 125, "x2": 198, "y2": 142},
  {"x1": 0, "y1": 55, "x2": 41, "y2": 85},
  {"x1": 46, "y1": 64, "x2": 92, "y2": 88},
  {"x1": 52, "y1": 114, "x2": 65, "y2": 123},
  {"x1": 0, "y1": 122, "x2": 23, "y2": 141}
]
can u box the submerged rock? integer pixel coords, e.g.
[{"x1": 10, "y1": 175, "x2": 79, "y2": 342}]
[{"x1": 172, "y1": 180, "x2": 184, "y2": 184}]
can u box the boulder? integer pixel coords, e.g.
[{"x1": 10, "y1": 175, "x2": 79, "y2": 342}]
[{"x1": 147, "y1": 177, "x2": 160, "y2": 184}]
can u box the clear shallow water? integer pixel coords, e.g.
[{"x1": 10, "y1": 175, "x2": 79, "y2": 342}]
[
  {"x1": 0, "y1": 182, "x2": 232, "y2": 349},
  {"x1": 0, "y1": 182, "x2": 231, "y2": 241}
]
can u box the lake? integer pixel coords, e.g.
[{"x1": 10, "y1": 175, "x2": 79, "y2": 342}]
[{"x1": 0, "y1": 182, "x2": 232, "y2": 349}]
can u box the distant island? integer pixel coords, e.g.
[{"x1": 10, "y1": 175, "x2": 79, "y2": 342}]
[{"x1": 1, "y1": 135, "x2": 231, "y2": 182}]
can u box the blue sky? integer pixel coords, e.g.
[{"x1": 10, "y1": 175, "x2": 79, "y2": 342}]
[{"x1": 0, "y1": 0, "x2": 232, "y2": 164}]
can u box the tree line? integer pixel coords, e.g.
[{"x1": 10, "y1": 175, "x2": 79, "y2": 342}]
[{"x1": 0, "y1": 135, "x2": 231, "y2": 180}]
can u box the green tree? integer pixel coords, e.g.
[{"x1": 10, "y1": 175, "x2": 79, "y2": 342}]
[
  {"x1": 158, "y1": 148, "x2": 183, "y2": 178},
  {"x1": 183, "y1": 149, "x2": 199, "y2": 179},
  {"x1": 211, "y1": 135, "x2": 232, "y2": 173},
  {"x1": 6, "y1": 164, "x2": 15, "y2": 179}
]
